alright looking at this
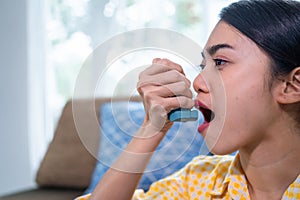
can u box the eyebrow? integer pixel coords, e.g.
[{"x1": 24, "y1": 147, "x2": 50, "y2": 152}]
[{"x1": 201, "y1": 43, "x2": 234, "y2": 58}]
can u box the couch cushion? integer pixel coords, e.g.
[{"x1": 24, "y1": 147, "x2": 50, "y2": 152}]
[
  {"x1": 36, "y1": 99, "x2": 99, "y2": 188},
  {"x1": 85, "y1": 101, "x2": 209, "y2": 194},
  {"x1": 36, "y1": 97, "x2": 142, "y2": 189}
]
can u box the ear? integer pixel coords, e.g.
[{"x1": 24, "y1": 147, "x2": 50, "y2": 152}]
[{"x1": 276, "y1": 67, "x2": 300, "y2": 104}]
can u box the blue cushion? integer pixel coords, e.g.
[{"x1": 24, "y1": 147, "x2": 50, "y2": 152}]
[{"x1": 85, "y1": 101, "x2": 208, "y2": 194}]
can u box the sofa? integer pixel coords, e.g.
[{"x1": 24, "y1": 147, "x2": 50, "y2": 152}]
[
  {"x1": 0, "y1": 97, "x2": 139, "y2": 200},
  {"x1": 0, "y1": 96, "x2": 207, "y2": 200}
]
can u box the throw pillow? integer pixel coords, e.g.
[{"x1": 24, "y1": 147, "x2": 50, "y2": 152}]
[{"x1": 85, "y1": 101, "x2": 208, "y2": 194}]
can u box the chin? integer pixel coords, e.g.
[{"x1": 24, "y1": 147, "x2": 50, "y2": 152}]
[{"x1": 205, "y1": 140, "x2": 238, "y2": 156}]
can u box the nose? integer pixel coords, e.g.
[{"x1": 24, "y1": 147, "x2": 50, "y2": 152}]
[{"x1": 193, "y1": 72, "x2": 209, "y2": 94}]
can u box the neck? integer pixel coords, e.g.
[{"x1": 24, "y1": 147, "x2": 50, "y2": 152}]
[{"x1": 239, "y1": 128, "x2": 300, "y2": 199}]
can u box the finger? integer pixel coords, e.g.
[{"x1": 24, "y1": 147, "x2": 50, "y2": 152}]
[
  {"x1": 139, "y1": 70, "x2": 191, "y2": 88},
  {"x1": 141, "y1": 63, "x2": 179, "y2": 76},
  {"x1": 157, "y1": 96, "x2": 195, "y2": 112},
  {"x1": 142, "y1": 58, "x2": 185, "y2": 75},
  {"x1": 153, "y1": 58, "x2": 185, "y2": 73},
  {"x1": 148, "y1": 82, "x2": 193, "y2": 99}
]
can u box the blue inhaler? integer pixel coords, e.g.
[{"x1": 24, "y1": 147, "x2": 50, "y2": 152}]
[{"x1": 168, "y1": 108, "x2": 198, "y2": 122}]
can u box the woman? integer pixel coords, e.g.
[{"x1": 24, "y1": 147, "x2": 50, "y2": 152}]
[{"x1": 78, "y1": 0, "x2": 300, "y2": 199}]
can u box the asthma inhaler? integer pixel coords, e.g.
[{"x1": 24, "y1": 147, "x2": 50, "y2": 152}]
[{"x1": 168, "y1": 108, "x2": 198, "y2": 122}]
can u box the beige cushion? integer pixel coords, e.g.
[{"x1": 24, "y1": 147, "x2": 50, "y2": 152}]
[{"x1": 36, "y1": 97, "x2": 141, "y2": 189}]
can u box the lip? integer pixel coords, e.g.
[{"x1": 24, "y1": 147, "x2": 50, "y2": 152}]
[
  {"x1": 194, "y1": 100, "x2": 209, "y2": 110},
  {"x1": 198, "y1": 121, "x2": 209, "y2": 133}
]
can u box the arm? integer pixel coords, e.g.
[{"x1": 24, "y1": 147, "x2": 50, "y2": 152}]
[{"x1": 91, "y1": 58, "x2": 194, "y2": 200}]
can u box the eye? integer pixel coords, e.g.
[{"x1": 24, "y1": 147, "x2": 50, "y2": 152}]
[
  {"x1": 213, "y1": 59, "x2": 227, "y2": 69},
  {"x1": 198, "y1": 63, "x2": 206, "y2": 70},
  {"x1": 198, "y1": 59, "x2": 206, "y2": 70}
]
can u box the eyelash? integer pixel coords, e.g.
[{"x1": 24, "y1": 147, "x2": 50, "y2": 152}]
[
  {"x1": 199, "y1": 64, "x2": 205, "y2": 70},
  {"x1": 198, "y1": 59, "x2": 228, "y2": 70},
  {"x1": 213, "y1": 59, "x2": 227, "y2": 69}
]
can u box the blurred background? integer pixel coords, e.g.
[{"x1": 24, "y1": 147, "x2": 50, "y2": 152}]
[{"x1": 0, "y1": 0, "x2": 238, "y2": 196}]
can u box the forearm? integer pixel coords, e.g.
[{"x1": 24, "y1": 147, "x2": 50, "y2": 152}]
[
  {"x1": 91, "y1": 58, "x2": 193, "y2": 199},
  {"x1": 91, "y1": 126, "x2": 166, "y2": 200}
]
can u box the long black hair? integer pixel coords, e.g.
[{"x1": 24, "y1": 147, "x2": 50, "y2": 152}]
[{"x1": 220, "y1": 0, "x2": 300, "y2": 79}]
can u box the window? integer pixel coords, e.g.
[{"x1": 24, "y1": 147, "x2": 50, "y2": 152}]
[{"x1": 45, "y1": 0, "x2": 238, "y2": 139}]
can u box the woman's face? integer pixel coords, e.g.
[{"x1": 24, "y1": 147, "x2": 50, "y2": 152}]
[{"x1": 193, "y1": 21, "x2": 277, "y2": 155}]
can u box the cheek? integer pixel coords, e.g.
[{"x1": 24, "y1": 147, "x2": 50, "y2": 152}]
[
  {"x1": 227, "y1": 79, "x2": 272, "y2": 139},
  {"x1": 222, "y1": 64, "x2": 268, "y2": 114},
  {"x1": 206, "y1": 94, "x2": 262, "y2": 154},
  {"x1": 225, "y1": 76, "x2": 265, "y2": 125}
]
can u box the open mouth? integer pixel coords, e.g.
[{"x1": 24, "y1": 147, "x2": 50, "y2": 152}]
[{"x1": 199, "y1": 107, "x2": 215, "y2": 123}]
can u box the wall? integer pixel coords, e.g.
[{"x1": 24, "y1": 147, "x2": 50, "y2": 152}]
[{"x1": 0, "y1": 0, "x2": 46, "y2": 196}]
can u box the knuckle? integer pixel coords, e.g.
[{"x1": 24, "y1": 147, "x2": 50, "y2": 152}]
[
  {"x1": 152, "y1": 58, "x2": 161, "y2": 64},
  {"x1": 170, "y1": 70, "x2": 182, "y2": 79},
  {"x1": 155, "y1": 59, "x2": 168, "y2": 67},
  {"x1": 180, "y1": 97, "x2": 194, "y2": 108},
  {"x1": 136, "y1": 80, "x2": 145, "y2": 92},
  {"x1": 142, "y1": 90, "x2": 152, "y2": 99},
  {"x1": 178, "y1": 81, "x2": 187, "y2": 91},
  {"x1": 143, "y1": 90, "x2": 160, "y2": 103},
  {"x1": 182, "y1": 97, "x2": 189, "y2": 106},
  {"x1": 138, "y1": 79, "x2": 142, "y2": 86},
  {"x1": 176, "y1": 65, "x2": 184, "y2": 73},
  {"x1": 186, "y1": 79, "x2": 191, "y2": 88},
  {"x1": 138, "y1": 71, "x2": 146, "y2": 80},
  {"x1": 155, "y1": 58, "x2": 184, "y2": 73},
  {"x1": 137, "y1": 86, "x2": 145, "y2": 96},
  {"x1": 188, "y1": 98, "x2": 195, "y2": 107},
  {"x1": 187, "y1": 90, "x2": 193, "y2": 98},
  {"x1": 161, "y1": 58, "x2": 170, "y2": 64},
  {"x1": 159, "y1": 100, "x2": 168, "y2": 109}
]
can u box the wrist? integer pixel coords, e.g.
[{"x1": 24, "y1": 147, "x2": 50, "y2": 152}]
[{"x1": 126, "y1": 126, "x2": 166, "y2": 154}]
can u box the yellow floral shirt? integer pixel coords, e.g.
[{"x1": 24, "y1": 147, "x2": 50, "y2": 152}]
[{"x1": 76, "y1": 154, "x2": 300, "y2": 200}]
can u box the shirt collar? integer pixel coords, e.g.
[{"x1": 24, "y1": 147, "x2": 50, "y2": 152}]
[
  {"x1": 210, "y1": 153, "x2": 300, "y2": 199},
  {"x1": 282, "y1": 174, "x2": 300, "y2": 199},
  {"x1": 210, "y1": 153, "x2": 250, "y2": 199}
]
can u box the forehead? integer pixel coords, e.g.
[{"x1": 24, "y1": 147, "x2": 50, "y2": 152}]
[{"x1": 204, "y1": 21, "x2": 256, "y2": 55}]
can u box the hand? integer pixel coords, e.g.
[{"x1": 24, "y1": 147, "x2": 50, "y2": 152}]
[{"x1": 137, "y1": 58, "x2": 194, "y2": 135}]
